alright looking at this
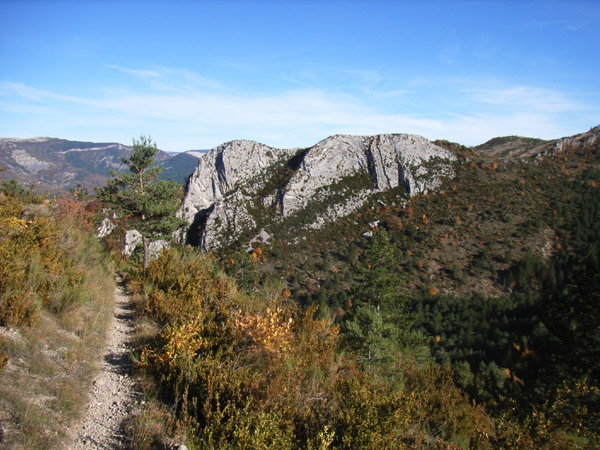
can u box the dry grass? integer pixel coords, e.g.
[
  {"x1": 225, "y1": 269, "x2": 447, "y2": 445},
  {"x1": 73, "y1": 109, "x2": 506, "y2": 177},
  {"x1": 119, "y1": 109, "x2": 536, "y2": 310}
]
[
  {"x1": 0, "y1": 269, "x2": 114, "y2": 449},
  {"x1": 0, "y1": 193, "x2": 116, "y2": 449}
]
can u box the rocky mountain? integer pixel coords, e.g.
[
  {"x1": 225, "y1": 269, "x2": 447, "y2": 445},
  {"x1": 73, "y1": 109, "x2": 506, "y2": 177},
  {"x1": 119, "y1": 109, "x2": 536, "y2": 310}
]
[
  {"x1": 181, "y1": 133, "x2": 456, "y2": 250},
  {"x1": 0, "y1": 137, "x2": 200, "y2": 191},
  {"x1": 177, "y1": 123, "x2": 600, "y2": 303}
]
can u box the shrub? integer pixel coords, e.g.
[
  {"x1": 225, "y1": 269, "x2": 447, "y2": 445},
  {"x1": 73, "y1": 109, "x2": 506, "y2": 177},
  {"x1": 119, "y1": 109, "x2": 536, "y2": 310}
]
[
  {"x1": 134, "y1": 247, "x2": 512, "y2": 449},
  {"x1": 0, "y1": 188, "x2": 115, "y2": 448}
]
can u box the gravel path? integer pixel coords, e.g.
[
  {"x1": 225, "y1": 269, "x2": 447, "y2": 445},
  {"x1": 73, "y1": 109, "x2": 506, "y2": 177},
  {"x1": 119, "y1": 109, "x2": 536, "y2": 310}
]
[{"x1": 71, "y1": 277, "x2": 142, "y2": 450}]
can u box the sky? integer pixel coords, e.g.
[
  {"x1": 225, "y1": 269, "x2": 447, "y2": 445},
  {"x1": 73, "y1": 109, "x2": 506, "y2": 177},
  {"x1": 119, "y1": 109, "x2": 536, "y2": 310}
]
[{"x1": 1, "y1": 0, "x2": 599, "y2": 152}]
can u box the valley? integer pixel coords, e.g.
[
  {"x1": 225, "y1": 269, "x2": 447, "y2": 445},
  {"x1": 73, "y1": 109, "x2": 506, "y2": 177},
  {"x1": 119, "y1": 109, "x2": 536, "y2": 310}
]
[{"x1": 1, "y1": 125, "x2": 599, "y2": 449}]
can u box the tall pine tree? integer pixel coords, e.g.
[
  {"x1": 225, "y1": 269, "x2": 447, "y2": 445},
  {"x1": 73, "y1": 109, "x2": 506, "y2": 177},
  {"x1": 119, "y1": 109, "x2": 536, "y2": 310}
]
[
  {"x1": 344, "y1": 229, "x2": 407, "y2": 368},
  {"x1": 99, "y1": 136, "x2": 185, "y2": 269}
]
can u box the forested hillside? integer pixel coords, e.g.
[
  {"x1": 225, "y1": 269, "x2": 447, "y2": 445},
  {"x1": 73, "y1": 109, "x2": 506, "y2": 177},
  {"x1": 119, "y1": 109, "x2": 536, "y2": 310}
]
[
  {"x1": 119, "y1": 129, "x2": 599, "y2": 449},
  {"x1": 1, "y1": 127, "x2": 598, "y2": 449}
]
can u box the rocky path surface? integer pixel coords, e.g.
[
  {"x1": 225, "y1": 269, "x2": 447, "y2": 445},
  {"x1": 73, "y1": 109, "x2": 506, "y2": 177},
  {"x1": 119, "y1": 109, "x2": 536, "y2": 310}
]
[{"x1": 71, "y1": 277, "x2": 142, "y2": 450}]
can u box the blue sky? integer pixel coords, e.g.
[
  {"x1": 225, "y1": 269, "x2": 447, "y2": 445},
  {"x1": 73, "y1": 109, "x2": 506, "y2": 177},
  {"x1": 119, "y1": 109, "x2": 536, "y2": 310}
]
[{"x1": 1, "y1": 0, "x2": 599, "y2": 151}]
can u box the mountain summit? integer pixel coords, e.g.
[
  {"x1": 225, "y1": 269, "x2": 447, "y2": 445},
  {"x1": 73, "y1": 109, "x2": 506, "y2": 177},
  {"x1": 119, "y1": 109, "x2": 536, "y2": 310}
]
[{"x1": 180, "y1": 133, "x2": 456, "y2": 250}]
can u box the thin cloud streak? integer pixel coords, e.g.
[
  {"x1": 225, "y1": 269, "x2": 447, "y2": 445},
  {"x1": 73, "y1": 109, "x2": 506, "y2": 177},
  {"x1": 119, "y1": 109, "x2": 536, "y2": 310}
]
[
  {"x1": 463, "y1": 85, "x2": 584, "y2": 113},
  {"x1": 106, "y1": 65, "x2": 161, "y2": 78},
  {"x1": 0, "y1": 71, "x2": 596, "y2": 150}
]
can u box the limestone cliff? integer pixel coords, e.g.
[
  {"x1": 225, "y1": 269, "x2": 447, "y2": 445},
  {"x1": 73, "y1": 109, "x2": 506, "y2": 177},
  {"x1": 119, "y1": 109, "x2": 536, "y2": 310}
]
[
  {"x1": 180, "y1": 139, "x2": 294, "y2": 223},
  {"x1": 181, "y1": 134, "x2": 456, "y2": 250}
]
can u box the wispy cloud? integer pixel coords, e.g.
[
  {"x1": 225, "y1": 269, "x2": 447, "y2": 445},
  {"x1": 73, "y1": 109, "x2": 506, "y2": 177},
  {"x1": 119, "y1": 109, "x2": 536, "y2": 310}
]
[
  {"x1": 106, "y1": 64, "x2": 161, "y2": 78},
  {"x1": 0, "y1": 82, "x2": 56, "y2": 102},
  {"x1": 463, "y1": 85, "x2": 584, "y2": 113},
  {"x1": 342, "y1": 70, "x2": 409, "y2": 98},
  {"x1": 472, "y1": 38, "x2": 500, "y2": 61},
  {"x1": 0, "y1": 81, "x2": 87, "y2": 104},
  {"x1": 0, "y1": 69, "x2": 597, "y2": 150},
  {"x1": 439, "y1": 38, "x2": 461, "y2": 66}
]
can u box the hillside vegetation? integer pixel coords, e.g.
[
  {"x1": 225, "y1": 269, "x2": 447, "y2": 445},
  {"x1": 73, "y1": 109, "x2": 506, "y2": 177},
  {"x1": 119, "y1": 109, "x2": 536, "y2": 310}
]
[
  {"x1": 0, "y1": 182, "x2": 115, "y2": 449},
  {"x1": 2, "y1": 127, "x2": 598, "y2": 449},
  {"x1": 122, "y1": 131, "x2": 599, "y2": 448}
]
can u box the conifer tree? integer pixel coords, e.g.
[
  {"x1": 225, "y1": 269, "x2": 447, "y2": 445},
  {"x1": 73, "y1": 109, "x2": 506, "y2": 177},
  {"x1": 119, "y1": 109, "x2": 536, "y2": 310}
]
[
  {"x1": 99, "y1": 136, "x2": 185, "y2": 269},
  {"x1": 344, "y1": 229, "x2": 406, "y2": 367},
  {"x1": 356, "y1": 230, "x2": 399, "y2": 309}
]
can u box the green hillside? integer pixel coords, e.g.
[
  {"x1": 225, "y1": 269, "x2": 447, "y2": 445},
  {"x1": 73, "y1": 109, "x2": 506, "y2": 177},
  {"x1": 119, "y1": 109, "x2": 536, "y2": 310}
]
[
  {"x1": 2, "y1": 129, "x2": 598, "y2": 449},
  {"x1": 119, "y1": 131, "x2": 599, "y2": 448}
]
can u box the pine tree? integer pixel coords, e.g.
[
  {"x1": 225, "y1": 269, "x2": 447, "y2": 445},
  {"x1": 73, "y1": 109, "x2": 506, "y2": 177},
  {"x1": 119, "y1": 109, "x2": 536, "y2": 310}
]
[
  {"x1": 344, "y1": 229, "x2": 406, "y2": 368},
  {"x1": 99, "y1": 136, "x2": 185, "y2": 269},
  {"x1": 355, "y1": 229, "x2": 402, "y2": 315},
  {"x1": 344, "y1": 302, "x2": 396, "y2": 366}
]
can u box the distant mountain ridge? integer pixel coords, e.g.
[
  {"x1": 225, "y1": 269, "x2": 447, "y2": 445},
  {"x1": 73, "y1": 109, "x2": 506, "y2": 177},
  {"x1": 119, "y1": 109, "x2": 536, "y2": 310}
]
[
  {"x1": 473, "y1": 125, "x2": 600, "y2": 158},
  {"x1": 0, "y1": 137, "x2": 201, "y2": 191}
]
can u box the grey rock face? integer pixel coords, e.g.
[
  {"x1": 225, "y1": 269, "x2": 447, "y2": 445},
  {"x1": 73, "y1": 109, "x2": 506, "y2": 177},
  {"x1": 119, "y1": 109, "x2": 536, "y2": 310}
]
[
  {"x1": 180, "y1": 140, "x2": 294, "y2": 223},
  {"x1": 97, "y1": 217, "x2": 116, "y2": 238},
  {"x1": 199, "y1": 190, "x2": 257, "y2": 250},
  {"x1": 123, "y1": 229, "x2": 166, "y2": 259},
  {"x1": 282, "y1": 134, "x2": 454, "y2": 217},
  {"x1": 181, "y1": 133, "x2": 456, "y2": 251},
  {"x1": 10, "y1": 149, "x2": 52, "y2": 173}
]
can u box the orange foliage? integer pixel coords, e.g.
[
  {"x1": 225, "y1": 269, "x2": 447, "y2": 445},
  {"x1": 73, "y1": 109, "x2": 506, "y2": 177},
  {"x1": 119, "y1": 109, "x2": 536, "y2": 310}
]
[
  {"x1": 387, "y1": 215, "x2": 404, "y2": 232},
  {"x1": 55, "y1": 195, "x2": 93, "y2": 232}
]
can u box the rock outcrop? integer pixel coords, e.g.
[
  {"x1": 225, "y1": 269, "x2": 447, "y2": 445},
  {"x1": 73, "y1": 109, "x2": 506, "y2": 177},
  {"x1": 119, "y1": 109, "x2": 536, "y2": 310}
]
[
  {"x1": 180, "y1": 140, "x2": 294, "y2": 223},
  {"x1": 282, "y1": 134, "x2": 452, "y2": 216},
  {"x1": 181, "y1": 134, "x2": 456, "y2": 250}
]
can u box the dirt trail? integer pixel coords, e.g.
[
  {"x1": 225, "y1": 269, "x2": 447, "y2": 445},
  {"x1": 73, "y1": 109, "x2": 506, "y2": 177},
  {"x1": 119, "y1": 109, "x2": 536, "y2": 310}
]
[{"x1": 71, "y1": 277, "x2": 142, "y2": 449}]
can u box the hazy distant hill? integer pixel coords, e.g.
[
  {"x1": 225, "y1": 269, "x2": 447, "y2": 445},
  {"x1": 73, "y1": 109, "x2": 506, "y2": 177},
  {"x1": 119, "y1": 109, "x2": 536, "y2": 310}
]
[
  {"x1": 0, "y1": 137, "x2": 201, "y2": 191},
  {"x1": 473, "y1": 135, "x2": 548, "y2": 157},
  {"x1": 159, "y1": 151, "x2": 203, "y2": 185}
]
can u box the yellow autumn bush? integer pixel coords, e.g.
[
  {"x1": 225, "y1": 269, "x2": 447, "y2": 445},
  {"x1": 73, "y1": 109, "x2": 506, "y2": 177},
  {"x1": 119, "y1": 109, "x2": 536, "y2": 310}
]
[
  {"x1": 0, "y1": 191, "x2": 111, "y2": 326},
  {"x1": 0, "y1": 186, "x2": 115, "y2": 449},
  {"x1": 143, "y1": 248, "x2": 233, "y2": 325}
]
